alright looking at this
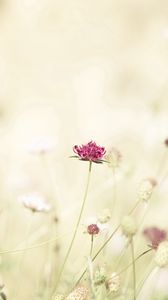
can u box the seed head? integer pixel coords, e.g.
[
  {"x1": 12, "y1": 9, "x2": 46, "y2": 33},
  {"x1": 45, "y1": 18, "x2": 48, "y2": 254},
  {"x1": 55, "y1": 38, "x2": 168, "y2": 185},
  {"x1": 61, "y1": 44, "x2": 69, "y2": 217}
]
[
  {"x1": 155, "y1": 241, "x2": 168, "y2": 267},
  {"x1": 66, "y1": 286, "x2": 89, "y2": 300},
  {"x1": 121, "y1": 216, "x2": 137, "y2": 238}
]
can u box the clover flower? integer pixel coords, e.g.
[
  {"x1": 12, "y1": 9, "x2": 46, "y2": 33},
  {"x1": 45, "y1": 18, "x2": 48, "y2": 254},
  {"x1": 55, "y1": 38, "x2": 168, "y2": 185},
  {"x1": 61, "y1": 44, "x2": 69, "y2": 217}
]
[
  {"x1": 143, "y1": 227, "x2": 167, "y2": 249},
  {"x1": 121, "y1": 216, "x2": 137, "y2": 238},
  {"x1": 87, "y1": 224, "x2": 100, "y2": 235},
  {"x1": 164, "y1": 138, "x2": 168, "y2": 147},
  {"x1": 72, "y1": 141, "x2": 106, "y2": 163},
  {"x1": 18, "y1": 193, "x2": 51, "y2": 213},
  {"x1": 106, "y1": 272, "x2": 120, "y2": 294}
]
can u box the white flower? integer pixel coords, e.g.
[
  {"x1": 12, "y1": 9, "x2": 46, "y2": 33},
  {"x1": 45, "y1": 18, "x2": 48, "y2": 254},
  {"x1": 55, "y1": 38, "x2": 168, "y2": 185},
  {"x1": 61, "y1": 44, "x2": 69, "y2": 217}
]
[{"x1": 18, "y1": 193, "x2": 51, "y2": 213}]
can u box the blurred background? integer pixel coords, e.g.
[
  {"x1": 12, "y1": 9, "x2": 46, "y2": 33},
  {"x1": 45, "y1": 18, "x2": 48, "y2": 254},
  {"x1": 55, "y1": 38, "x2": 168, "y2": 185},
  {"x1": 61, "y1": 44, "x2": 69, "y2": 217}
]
[{"x1": 0, "y1": 0, "x2": 168, "y2": 299}]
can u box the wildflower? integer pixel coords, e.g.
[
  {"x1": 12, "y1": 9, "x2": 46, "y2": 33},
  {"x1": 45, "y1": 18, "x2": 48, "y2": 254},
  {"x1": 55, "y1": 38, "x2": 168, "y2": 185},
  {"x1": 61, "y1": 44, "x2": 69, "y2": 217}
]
[
  {"x1": 138, "y1": 178, "x2": 157, "y2": 202},
  {"x1": 72, "y1": 141, "x2": 106, "y2": 163},
  {"x1": 121, "y1": 216, "x2": 137, "y2": 238},
  {"x1": 105, "y1": 147, "x2": 121, "y2": 169},
  {"x1": 155, "y1": 241, "x2": 168, "y2": 267},
  {"x1": 106, "y1": 272, "x2": 120, "y2": 294},
  {"x1": 87, "y1": 224, "x2": 100, "y2": 235},
  {"x1": 18, "y1": 193, "x2": 51, "y2": 213},
  {"x1": 143, "y1": 227, "x2": 167, "y2": 249},
  {"x1": 66, "y1": 286, "x2": 89, "y2": 300}
]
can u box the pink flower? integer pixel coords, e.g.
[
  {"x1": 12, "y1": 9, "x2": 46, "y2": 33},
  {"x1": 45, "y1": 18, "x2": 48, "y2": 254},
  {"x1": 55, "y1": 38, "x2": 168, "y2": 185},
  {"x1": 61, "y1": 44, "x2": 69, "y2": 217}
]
[
  {"x1": 87, "y1": 224, "x2": 100, "y2": 235},
  {"x1": 143, "y1": 227, "x2": 167, "y2": 249},
  {"x1": 73, "y1": 141, "x2": 106, "y2": 163}
]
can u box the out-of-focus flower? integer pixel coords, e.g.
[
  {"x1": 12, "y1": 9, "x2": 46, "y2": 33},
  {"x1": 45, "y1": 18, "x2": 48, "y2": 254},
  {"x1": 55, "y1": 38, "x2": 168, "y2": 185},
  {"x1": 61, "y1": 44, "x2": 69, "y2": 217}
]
[
  {"x1": 18, "y1": 193, "x2": 51, "y2": 213},
  {"x1": 87, "y1": 224, "x2": 100, "y2": 235},
  {"x1": 143, "y1": 227, "x2": 167, "y2": 249},
  {"x1": 155, "y1": 241, "x2": 168, "y2": 268},
  {"x1": 164, "y1": 138, "x2": 168, "y2": 147},
  {"x1": 72, "y1": 141, "x2": 106, "y2": 163},
  {"x1": 28, "y1": 137, "x2": 56, "y2": 155},
  {"x1": 138, "y1": 178, "x2": 157, "y2": 202},
  {"x1": 97, "y1": 208, "x2": 111, "y2": 224},
  {"x1": 106, "y1": 272, "x2": 120, "y2": 294},
  {"x1": 121, "y1": 216, "x2": 137, "y2": 238},
  {"x1": 105, "y1": 147, "x2": 121, "y2": 169},
  {"x1": 66, "y1": 286, "x2": 89, "y2": 300}
]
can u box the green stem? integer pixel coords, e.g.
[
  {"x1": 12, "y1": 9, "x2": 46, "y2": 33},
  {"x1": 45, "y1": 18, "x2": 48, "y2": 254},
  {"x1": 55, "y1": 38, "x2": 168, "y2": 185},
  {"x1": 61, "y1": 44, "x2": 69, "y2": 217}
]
[
  {"x1": 52, "y1": 161, "x2": 92, "y2": 295},
  {"x1": 131, "y1": 238, "x2": 136, "y2": 300},
  {"x1": 90, "y1": 235, "x2": 94, "y2": 257}
]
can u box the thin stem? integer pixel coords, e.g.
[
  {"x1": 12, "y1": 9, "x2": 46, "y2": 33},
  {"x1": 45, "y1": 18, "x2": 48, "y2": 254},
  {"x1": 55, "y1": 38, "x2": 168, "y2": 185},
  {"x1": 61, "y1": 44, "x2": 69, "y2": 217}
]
[
  {"x1": 52, "y1": 161, "x2": 92, "y2": 294},
  {"x1": 0, "y1": 231, "x2": 71, "y2": 255},
  {"x1": 90, "y1": 235, "x2": 94, "y2": 257},
  {"x1": 131, "y1": 238, "x2": 136, "y2": 300}
]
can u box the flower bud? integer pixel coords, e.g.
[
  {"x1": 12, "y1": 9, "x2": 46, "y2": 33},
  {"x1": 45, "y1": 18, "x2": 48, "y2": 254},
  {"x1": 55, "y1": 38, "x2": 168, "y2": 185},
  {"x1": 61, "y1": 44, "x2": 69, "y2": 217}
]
[
  {"x1": 121, "y1": 216, "x2": 137, "y2": 238},
  {"x1": 155, "y1": 241, "x2": 168, "y2": 267}
]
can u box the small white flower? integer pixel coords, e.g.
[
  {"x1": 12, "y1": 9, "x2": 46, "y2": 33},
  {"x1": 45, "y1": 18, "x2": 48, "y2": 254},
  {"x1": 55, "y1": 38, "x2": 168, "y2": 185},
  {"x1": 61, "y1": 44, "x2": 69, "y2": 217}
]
[{"x1": 18, "y1": 193, "x2": 51, "y2": 213}]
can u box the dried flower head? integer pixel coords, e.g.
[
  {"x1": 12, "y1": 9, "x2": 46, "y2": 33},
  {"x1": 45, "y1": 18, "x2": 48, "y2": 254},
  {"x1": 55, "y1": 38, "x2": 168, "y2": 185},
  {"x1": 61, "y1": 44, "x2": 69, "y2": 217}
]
[
  {"x1": 105, "y1": 147, "x2": 121, "y2": 169},
  {"x1": 121, "y1": 216, "x2": 137, "y2": 238},
  {"x1": 106, "y1": 272, "x2": 120, "y2": 294},
  {"x1": 143, "y1": 227, "x2": 167, "y2": 249},
  {"x1": 72, "y1": 141, "x2": 106, "y2": 163},
  {"x1": 87, "y1": 224, "x2": 100, "y2": 235},
  {"x1": 18, "y1": 193, "x2": 51, "y2": 213},
  {"x1": 138, "y1": 178, "x2": 157, "y2": 202},
  {"x1": 66, "y1": 286, "x2": 89, "y2": 300},
  {"x1": 155, "y1": 241, "x2": 168, "y2": 267}
]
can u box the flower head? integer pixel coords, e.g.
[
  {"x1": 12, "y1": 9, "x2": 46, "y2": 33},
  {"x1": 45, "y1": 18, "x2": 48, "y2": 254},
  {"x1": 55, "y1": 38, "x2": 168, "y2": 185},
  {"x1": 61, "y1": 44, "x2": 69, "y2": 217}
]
[
  {"x1": 143, "y1": 227, "x2": 167, "y2": 249},
  {"x1": 18, "y1": 193, "x2": 51, "y2": 213},
  {"x1": 73, "y1": 141, "x2": 106, "y2": 163},
  {"x1": 87, "y1": 224, "x2": 100, "y2": 235},
  {"x1": 66, "y1": 286, "x2": 89, "y2": 300},
  {"x1": 164, "y1": 138, "x2": 168, "y2": 147},
  {"x1": 155, "y1": 241, "x2": 168, "y2": 267},
  {"x1": 121, "y1": 216, "x2": 137, "y2": 238},
  {"x1": 138, "y1": 178, "x2": 157, "y2": 202}
]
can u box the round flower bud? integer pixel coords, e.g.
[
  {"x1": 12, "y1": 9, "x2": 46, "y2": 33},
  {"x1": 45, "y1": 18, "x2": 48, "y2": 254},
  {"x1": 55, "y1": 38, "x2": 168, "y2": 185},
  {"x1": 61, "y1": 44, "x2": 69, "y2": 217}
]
[
  {"x1": 87, "y1": 224, "x2": 100, "y2": 235},
  {"x1": 97, "y1": 209, "x2": 111, "y2": 224},
  {"x1": 106, "y1": 273, "x2": 120, "y2": 293},
  {"x1": 105, "y1": 148, "x2": 121, "y2": 169},
  {"x1": 138, "y1": 178, "x2": 156, "y2": 202},
  {"x1": 66, "y1": 286, "x2": 89, "y2": 300},
  {"x1": 121, "y1": 216, "x2": 137, "y2": 238},
  {"x1": 155, "y1": 241, "x2": 168, "y2": 268}
]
